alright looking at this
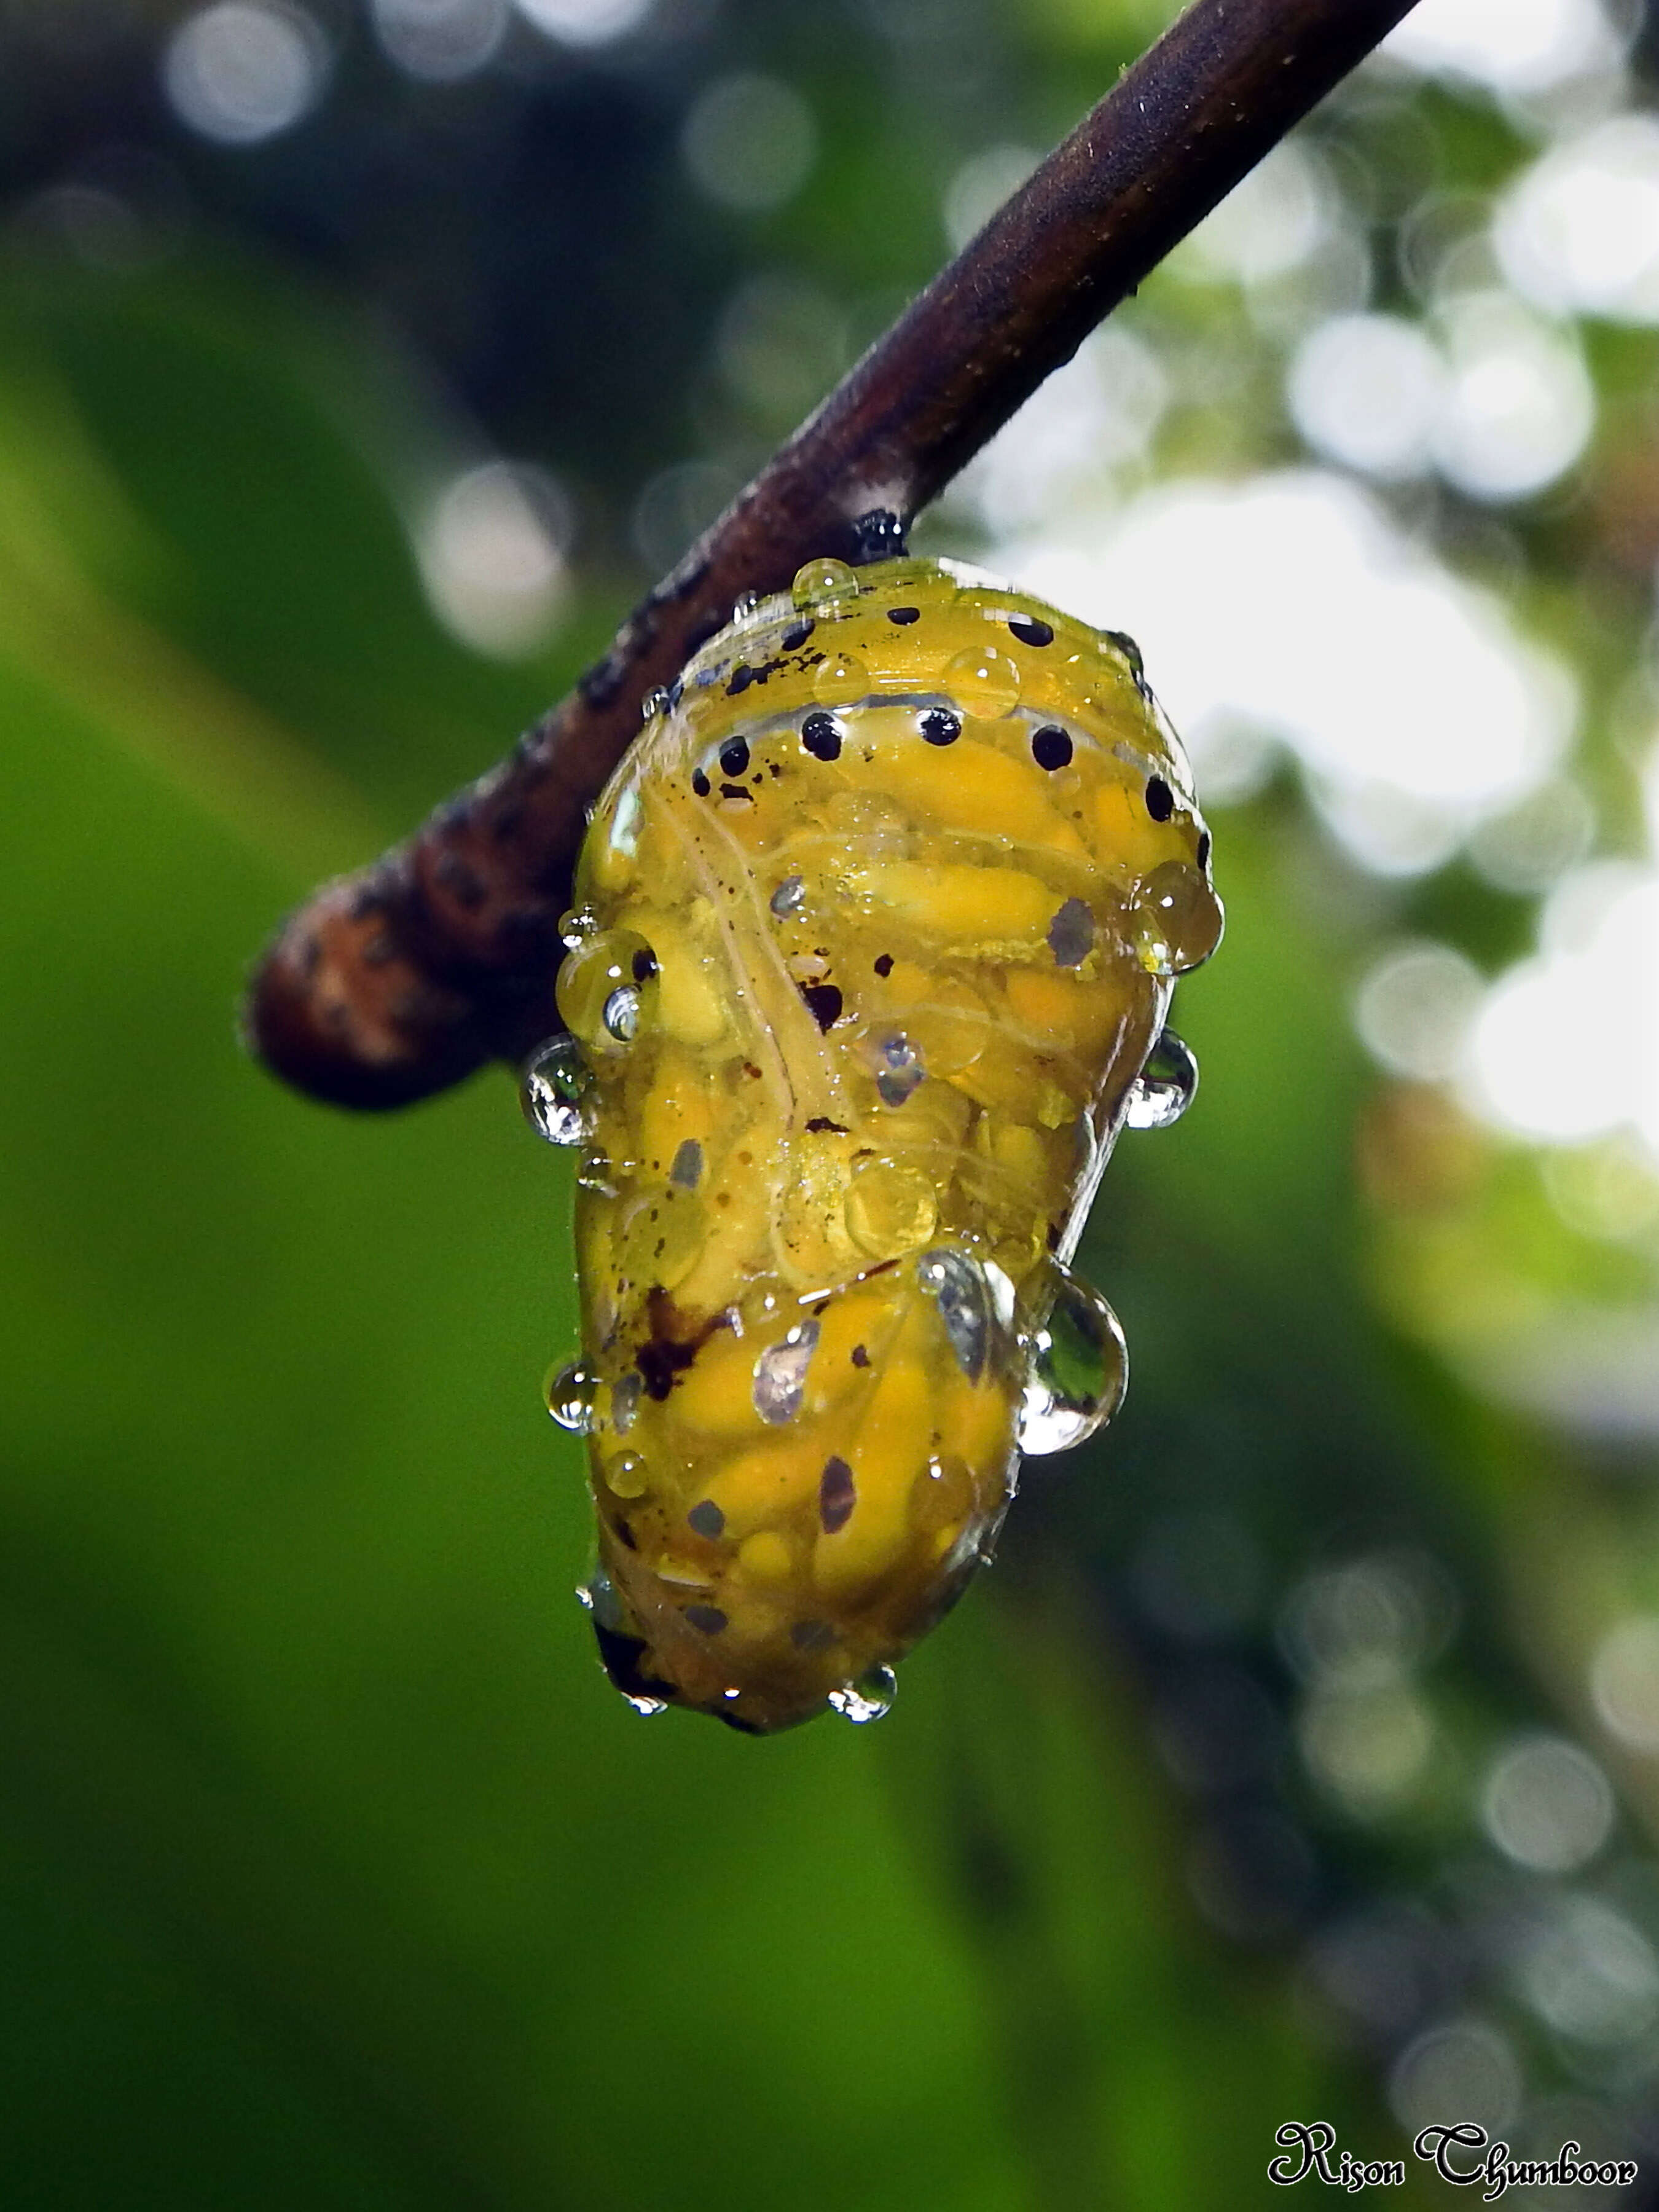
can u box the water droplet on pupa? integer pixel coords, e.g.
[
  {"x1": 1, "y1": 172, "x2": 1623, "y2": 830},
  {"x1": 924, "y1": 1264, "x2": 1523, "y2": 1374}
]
[
  {"x1": 814, "y1": 651, "x2": 869, "y2": 708},
  {"x1": 603, "y1": 1450, "x2": 648, "y2": 1499},
  {"x1": 603, "y1": 984, "x2": 641, "y2": 1042},
  {"x1": 556, "y1": 929, "x2": 655, "y2": 1053},
  {"x1": 641, "y1": 686, "x2": 671, "y2": 723},
  {"x1": 547, "y1": 1359, "x2": 600, "y2": 1433},
  {"x1": 1124, "y1": 1029, "x2": 1199, "y2": 1131},
  {"x1": 942, "y1": 640, "x2": 1021, "y2": 716},
  {"x1": 771, "y1": 874, "x2": 806, "y2": 917},
  {"x1": 1016, "y1": 1264, "x2": 1128, "y2": 1454},
  {"x1": 611, "y1": 1371, "x2": 642, "y2": 1436},
  {"x1": 731, "y1": 589, "x2": 763, "y2": 620},
  {"x1": 753, "y1": 1320, "x2": 820, "y2": 1424},
  {"x1": 520, "y1": 1033, "x2": 590, "y2": 1145},
  {"x1": 917, "y1": 1247, "x2": 992, "y2": 1383},
  {"x1": 792, "y1": 556, "x2": 858, "y2": 610},
  {"x1": 1132, "y1": 861, "x2": 1224, "y2": 976},
  {"x1": 866, "y1": 1029, "x2": 926, "y2": 1106},
  {"x1": 559, "y1": 905, "x2": 598, "y2": 950},
  {"x1": 828, "y1": 1663, "x2": 896, "y2": 1724}
]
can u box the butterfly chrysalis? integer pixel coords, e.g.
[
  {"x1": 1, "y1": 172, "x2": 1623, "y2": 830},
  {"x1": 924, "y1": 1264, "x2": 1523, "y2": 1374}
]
[{"x1": 524, "y1": 555, "x2": 1222, "y2": 1732}]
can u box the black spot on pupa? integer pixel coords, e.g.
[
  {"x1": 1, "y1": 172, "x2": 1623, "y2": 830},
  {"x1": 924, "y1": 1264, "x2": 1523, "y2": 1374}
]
[
  {"x1": 887, "y1": 605, "x2": 920, "y2": 625},
  {"x1": 805, "y1": 1115, "x2": 849, "y2": 1134},
  {"x1": 783, "y1": 619, "x2": 814, "y2": 650},
  {"x1": 613, "y1": 1518, "x2": 637, "y2": 1551},
  {"x1": 687, "y1": 1500, "x2": 725, "y2": 1540},
  {"x1": 632, "y1": 947, "x2": 658, "y2": 983},
  {"x1": 801, "y1": 712, "x2": 841, "y2": 761},
  {"x1": 1104, "y1": 628, "x2": 1145, "y2": 680},
  {"x1": 1008, "y1": 613, "x2": 1054, "y2": 647},
  {"x1": 684, "y1": 1604, "x2": 729, "y2": 1636},
  {"x1": 691, "y1": 769, "x2": 711, "y2": 798},
  {"x1": 800, "y1": 982, "x2": 844, "y2": 1032},
  {"x1": 1146, "y1": 775, "x2": 1174, "y2": 822},
  {"x1": 1032, "y1": 724, "x2": 1072, "y2": 771},
  {"x1": 873, "y1": 953, "x2": 894, "y2": 977},
  {"x1": 850, "y1": 1344, "x2": 870, "y2": 1368},
  {"x1": 636, "y1": 1335, "x2": 697, "y2": 1401},
  {"x1": 1048, "y1": 897, "x2": 1095, "y2": 968},
  {"x1": 720, "y1": 737, "x2": 751, "y2": 776},
  {"x1": 720, "y1": 783, "x2": 753, "y2": 802},
  {"x1": 920, "y1": 708, "x2": 961, "y2": 747},
  {"x1": 726, "y1": 665, "x2": 754, "y2": 697},
  {"x1": 791, "y1": 1619, "x2": 836, "y2": 1653},
  {"x1": 1197, "y1": 831, "x2": 1212, "y2": 871},
  {"x1": 818, "y1": 1457, "x2": 856, "y2": 1534}
]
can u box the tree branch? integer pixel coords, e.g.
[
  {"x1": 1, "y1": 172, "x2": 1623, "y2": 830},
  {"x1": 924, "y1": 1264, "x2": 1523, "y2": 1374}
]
[{"x1": 245, "y1": 0, "x2": 1421, "y2": 1109}]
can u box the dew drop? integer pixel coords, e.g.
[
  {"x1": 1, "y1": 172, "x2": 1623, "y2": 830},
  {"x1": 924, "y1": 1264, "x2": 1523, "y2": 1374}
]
[
  {"x1": 867, "y1": 1029, "x2": 926, "y2": 1107},
  {"x1": 731, "y1": 589, "x2": 763, "y2": 620},
  {"x1": 829, "y1": 1663, "x2": 896, "y2": 1724},
  {"x1": 753, "y1": 1319, "x2": 820, "y2": 1424},
  {"x1": 814, "y1": 651, "x2": 869, "y2": 708},
  {"x1": 520, "y1": 1033, "x2": 590, "y2": 1145},
  {"x1": 557, "y1": 930, "x2": 656, "y2": 1053},
  {"x1": 771, "y1": 873, "x2": 807, "y2": 917},
  {"x1": 917, "y1": 1247, "x2": 993, "y2": 1383},
  {"x1": 1132, "y1": 861, "x2": 1225, "y2": 976},
  {"x1": 1124, "y1": 1030, "x2": 1199, "y2": 1131},
  {"x1": 641, "y1": 686, "x2": 670, "y2": 723},
  {"x1": 576, "y1": 1567, "x2": 624, "y2": 1629},
  {"x1": 943, "y1": 641, "x2": 1021, "y2": 716},
  {"x1": 792, "y1": 556, "x2": 858, "y2": 610},
  {"x1": 603, "y1": 984, "x2": 641, "y2": 1042},
  {"x1": 1016, "y1": 1265, "x2": 1128, "y2": 1455},
  {"x1": 611, "y1": 1371, "x2": 642, "y2": 1436},
  {"x1": 546, "y1": 1359, "x2": 600, "y2": 1433},
  {"x1": 604, "y1": 1450, "x2": 648, "y2": 1499},
  {"x1": 559, "y1": 905, "x2": 598, "y2": 950}
]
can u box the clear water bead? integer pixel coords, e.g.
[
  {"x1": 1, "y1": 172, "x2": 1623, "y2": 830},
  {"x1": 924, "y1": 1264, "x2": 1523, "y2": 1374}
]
[
  {"x1": 731, "y1": 589, "x2": 763, "y2": 619},
  {"x1": 917, "y1": 1248, "x2": 992, "y2": 1383},
  {"x1": 1017, "y1": 1265, "x2": 1128, "y2": 1455},
  {"x1": 546, "y1": 1359, "x2": 600, "y2": 1433},
  {"x1": 869, "y1": 1030, "x2": 926, "y2": 1107},
  {"x1": 602, "y1": 985, "x2": 641, "y2": 1042},
  {"x1": 1124, "y1": 1029, "x2": 1199, "y2": 1132},
  {"x1": 828, "y1": 1664, "x2": 897, "y2": 1724},
  {"x1": 770, "y1": 874, "x2": 806, "y2": 917},
  {"x1": 641, "y1": 686, "x2": 670, "y2": 723},
  {"x1": 791, "y1": 556, "x2": 858, "y2": 610},
  {"x1": 753, "y1": 1320, "x2": 820, "y2": 1424},
  {"x1": 520, "y1": 1033, "x2": 590, "y2": 1145}
]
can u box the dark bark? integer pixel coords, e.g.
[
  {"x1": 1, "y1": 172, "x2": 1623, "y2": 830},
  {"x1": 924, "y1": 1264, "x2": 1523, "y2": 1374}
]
[{"x1": 245, "y1": 0, "x2": 1421, "y2": 1109}]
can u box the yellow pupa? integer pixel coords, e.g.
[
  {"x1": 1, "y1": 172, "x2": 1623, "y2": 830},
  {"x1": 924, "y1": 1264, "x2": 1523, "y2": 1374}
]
[{"x1": 525, "y1": 555, "x2": 1222, "y2": 1733}]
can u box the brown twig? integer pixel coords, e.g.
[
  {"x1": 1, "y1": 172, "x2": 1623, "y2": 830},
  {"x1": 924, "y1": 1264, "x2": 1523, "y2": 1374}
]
[{"x1": 246, "y1": 0, "x2": 1421, "y2": 1109}]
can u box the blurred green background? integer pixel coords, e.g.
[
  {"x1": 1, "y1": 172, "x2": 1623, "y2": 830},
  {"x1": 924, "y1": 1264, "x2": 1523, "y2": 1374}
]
[{"x1": 7, "y1": 0, "x2": 1659, "y2": 2203}]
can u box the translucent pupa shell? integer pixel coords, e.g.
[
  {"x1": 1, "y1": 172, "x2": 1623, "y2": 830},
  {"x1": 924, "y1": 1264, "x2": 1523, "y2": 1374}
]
[{"x1": 544, "y1": 555, "x2": 1222, "y2": 1732}]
